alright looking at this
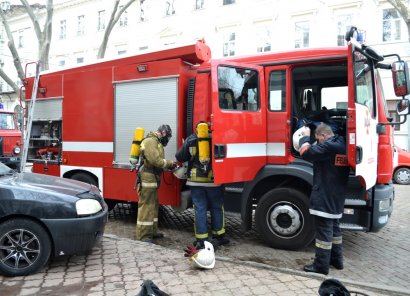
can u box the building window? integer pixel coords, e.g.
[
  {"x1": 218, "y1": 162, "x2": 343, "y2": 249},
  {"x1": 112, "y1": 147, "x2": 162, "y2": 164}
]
[
  {"x1": 118, "y1": 50, "x2": 127, "y2": 55},
  {"x1": 196, "y1": 0, "x2": 204, "y2": 9},
  {"x1": 223, "y1": 0, "x2": 235, "y2": 5},
  {"x1": 383, "y1": 8, "x2": 401, "y2": 42},
  {"x1": 58, "y1": 60, "x2": 65, "y2": 67},
  {"x1": 18, "y1": 30, "x2": 24, "y2": 48},
  {"x1": 223, "y1": 32, "x2": 236, "y2": 57},
  {"x1": 76, "y1": 57, "x2": 84, "y2": 64},
  {"x1": 166, "y1": 0, "x2": 175, "y2": 15},
  {"x1": 256, "y1": 26, "x2": 271, "y2": 53},
  {"x1": 336, "y1": 14, "x2": 352, "y2": 46},
  {"x1": 119, "y1": 6, "x2": 128, "y2": 26},
  {"x1": 77, "y1": 15, "x2": 85, "y2": 36},
  {"x1": 140, "y1": 0, "x2": 146, "y2": 21},
  {"x1": 59, "y1": 20, "x2": 66, "y2": 40},
  {"x1": 98, "y1": 10, "x2": 106, "y2": 31},
  {"x1": 387, "y1": 100, "x2": 401, "y2": 130},
  {"x1": 139, "y1": 45, "x2": 148, "y2": 51},
  {"x1": 294, "y1": 21, "x2": 309, "y2": 48}
]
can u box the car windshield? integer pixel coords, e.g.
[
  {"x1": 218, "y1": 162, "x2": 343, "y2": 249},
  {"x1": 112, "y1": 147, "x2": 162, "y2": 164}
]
[{"x1": 0, "y1": 162, "x2": 15, "y2": 176}]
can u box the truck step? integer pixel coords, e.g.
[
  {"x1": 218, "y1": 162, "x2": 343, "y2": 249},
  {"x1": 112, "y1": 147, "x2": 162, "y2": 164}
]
[
  {"x1": 340, "y1": 223, "x2": 367, "y2": 231},
  {"x1": 344, "y1": 198, "x2": 366, "y2": 206}
]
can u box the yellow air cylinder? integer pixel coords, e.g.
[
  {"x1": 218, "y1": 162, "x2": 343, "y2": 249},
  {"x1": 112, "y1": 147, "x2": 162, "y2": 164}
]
[
  {"x1": 129, "y1": 127, "x2": 145, "y2": 164},
  {"x1": 197, "y1": 122, "x2": 210, "y2": 164}
]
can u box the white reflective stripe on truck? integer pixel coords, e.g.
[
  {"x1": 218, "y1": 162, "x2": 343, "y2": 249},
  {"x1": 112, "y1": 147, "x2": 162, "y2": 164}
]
[{"x1": 62, "y1": 142, "x2": 113, "y2": 153}]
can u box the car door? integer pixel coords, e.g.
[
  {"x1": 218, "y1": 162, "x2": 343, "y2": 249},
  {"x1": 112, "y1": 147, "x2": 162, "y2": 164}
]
[
  {"x1": 210, "y1": 61, "x2": 266, "y2": 184},
  {"x1": 347, "y1": 43, "x2": 378, "y2": 189}
]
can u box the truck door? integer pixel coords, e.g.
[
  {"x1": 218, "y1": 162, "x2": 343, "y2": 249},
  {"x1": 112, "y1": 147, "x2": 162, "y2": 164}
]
[
  {"x1": 347, "y1": 44, "x2": 378, "y2": 189},
  {"x1": 210, "y1": 61, "x2": 266, "y2": 183}
]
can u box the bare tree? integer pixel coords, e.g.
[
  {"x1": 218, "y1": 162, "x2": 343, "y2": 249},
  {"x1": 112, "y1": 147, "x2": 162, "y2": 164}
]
[
  {"x1": 0, "y1": 1, "x2": 52, "y2": 96},
  {"x1": 22, "y1": 0, "x2": 53, "y2": 70},
  {"x1": 97, "y1": 0, "x2": 137, "y2": 59},
  {"x1": 386, "y1": 0, "x2": 410, "y2": 41}
]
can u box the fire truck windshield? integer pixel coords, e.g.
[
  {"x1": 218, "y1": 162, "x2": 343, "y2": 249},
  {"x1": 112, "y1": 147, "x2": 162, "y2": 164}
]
[{"x1": 0, "y1": 113, "x2": 16, "y2": 130}]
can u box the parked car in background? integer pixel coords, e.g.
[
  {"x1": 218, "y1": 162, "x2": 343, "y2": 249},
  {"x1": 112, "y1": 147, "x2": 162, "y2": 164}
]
[
  {"x1": 393, "y1": 146, "x2": 410, "y2": 185},
  {"x1": 0, "y1": 163, "x2": 108, "y2": 276},
  {"x1": 0, "y1": 109, "x2": 22, "y2": 170}
]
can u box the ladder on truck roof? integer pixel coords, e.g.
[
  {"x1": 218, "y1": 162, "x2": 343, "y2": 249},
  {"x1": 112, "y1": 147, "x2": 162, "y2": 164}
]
[{"x1": 19, "y1": 62, "x2": 41, "y2": 178}]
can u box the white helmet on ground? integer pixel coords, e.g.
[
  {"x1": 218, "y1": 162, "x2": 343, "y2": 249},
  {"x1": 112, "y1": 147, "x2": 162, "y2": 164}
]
[
  {"x1": 173, "y1": 163, "x2": 188, "y2": 179},
  {"x1": 190, "y1": 241, "x2": 215, "y2": 269}
]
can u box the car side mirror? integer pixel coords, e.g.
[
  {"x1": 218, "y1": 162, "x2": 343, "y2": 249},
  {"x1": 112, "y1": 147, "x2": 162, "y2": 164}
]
[
  {"x1": 397, "y1": 99, "x2": 410, "y2": 116},
  {"x1": 392, "y1": 61, "x2": 410, "y2": 97}
]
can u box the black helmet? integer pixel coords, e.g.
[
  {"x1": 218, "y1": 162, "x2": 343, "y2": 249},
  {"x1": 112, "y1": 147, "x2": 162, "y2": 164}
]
[{"x1": 158, "y1": 124, "x2": 172, "y2": 146}]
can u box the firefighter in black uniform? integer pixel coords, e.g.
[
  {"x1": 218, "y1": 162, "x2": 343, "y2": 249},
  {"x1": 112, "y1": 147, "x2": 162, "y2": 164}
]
[
  {"x1": 175, "y1": 121, "x2": 229, "y2": 249},
  {"x1": 296, "y1": 122, "x2": 350, "y2": 275}
]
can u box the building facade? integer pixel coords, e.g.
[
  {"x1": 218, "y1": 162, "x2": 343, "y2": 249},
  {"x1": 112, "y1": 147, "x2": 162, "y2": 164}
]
[{"x1": 0, "y1": 0, "x2": 409, "y2": 148}]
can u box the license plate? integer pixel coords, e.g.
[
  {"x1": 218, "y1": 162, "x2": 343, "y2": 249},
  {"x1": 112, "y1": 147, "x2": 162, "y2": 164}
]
[{"x1": 9, "y1": 158, "x2": 17, "y2": 161}]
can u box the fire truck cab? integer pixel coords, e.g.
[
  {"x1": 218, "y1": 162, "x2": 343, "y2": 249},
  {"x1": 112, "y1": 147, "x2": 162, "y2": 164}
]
[
  {"x1": 24, "y1": 30, "x2": 410, "y2": 250},
  {"x1": 0, "y1": 106, "x2": 22, "y2": 170}
]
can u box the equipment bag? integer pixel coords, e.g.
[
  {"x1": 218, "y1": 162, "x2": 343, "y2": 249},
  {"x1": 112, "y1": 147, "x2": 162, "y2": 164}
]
[
  {"x1": 318, "y1": 279, "x2": 351, "y2": 296},
  {"x1": 136, "y1": 280, "x2": 170, "y2": 296}
]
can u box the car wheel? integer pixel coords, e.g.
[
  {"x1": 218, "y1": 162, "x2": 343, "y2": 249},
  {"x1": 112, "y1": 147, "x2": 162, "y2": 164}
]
[
  {"x1": 71, "y1": 172, "x2": 98, "y2": 186},
  {"x1": 394, "y1": 167, "x2": 410, "y2": 185},
  {"x1": 255, "y1": 187, "x2": 315, "y2": 250},
  {"x1": 0, "y1": 218, "x2": 51, "y2": 277}
]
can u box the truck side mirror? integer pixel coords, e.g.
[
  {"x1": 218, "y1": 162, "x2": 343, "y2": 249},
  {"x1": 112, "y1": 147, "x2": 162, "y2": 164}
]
[
  {"x1": 392, "y1": 61, "x2": 410, "y2": 97},
  {"x1": 397, "y1": 99, "x2": 410, "y2": 116}
]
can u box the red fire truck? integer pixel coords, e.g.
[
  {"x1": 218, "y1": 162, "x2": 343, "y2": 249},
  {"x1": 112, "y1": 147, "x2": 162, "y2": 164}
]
[
  {"x1": 0, "y1": 106, "x2": 22, "y2": 169},
  {"x1": 24, "y1": 31, "x2": 410, "y2": 250}
]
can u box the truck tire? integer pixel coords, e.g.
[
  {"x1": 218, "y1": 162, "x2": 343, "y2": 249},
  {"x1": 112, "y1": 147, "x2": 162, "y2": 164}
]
[
  {"x1": 71, "y1": 172, "x2": 98, "y2": 186},
  {"x1": 70, "y1": 173, "x2": 118, "y2": 211},
  {"x1": 105, "y1": 199, "x2": 118, "y2": 212},
  {"x1": 0, "y1": 218, "x2": 51, "y2": 277},
  {"x1": 393, "y1": 167, "x2": 410, "y2": 185},
  {"x1": 255, "y1": 187, "x2": 315, "y2": 250}
]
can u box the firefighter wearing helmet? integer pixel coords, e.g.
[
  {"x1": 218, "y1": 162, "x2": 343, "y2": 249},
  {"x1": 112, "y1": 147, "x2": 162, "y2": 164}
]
[
  {"x1": 175, "y1": 121, "x2": 229, "y2": 249},
  {"x1": 136, "y1": 124, "x2": 176, "y2": 242}
]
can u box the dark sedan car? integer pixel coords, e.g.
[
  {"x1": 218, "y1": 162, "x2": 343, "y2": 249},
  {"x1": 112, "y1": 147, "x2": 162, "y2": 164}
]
[{"x1": 0, "y1": 163, "x2": 108, "y2": 277}]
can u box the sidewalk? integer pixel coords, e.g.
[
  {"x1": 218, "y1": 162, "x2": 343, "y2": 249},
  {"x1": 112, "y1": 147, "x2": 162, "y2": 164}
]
[{"x1": 0, "y1": 234, "x2": 404, "y2": 296}]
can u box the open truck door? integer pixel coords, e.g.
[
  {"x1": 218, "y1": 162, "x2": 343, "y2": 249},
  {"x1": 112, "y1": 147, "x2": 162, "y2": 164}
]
[
  {"x1": 210, "y1": 61, "x2": 266, "y2": 184},
  {"x1": 347, "y1": 43, "x2": 378, "y2": 189}
]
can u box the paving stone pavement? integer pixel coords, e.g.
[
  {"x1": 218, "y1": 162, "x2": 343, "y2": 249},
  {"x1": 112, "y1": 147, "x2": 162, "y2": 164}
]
[
  {"x1": 104, "y1": 185, "x2": 410, "y2": 295},
  {"x1": 0, "y1": 234, "x2": 393, "y2": 296}
]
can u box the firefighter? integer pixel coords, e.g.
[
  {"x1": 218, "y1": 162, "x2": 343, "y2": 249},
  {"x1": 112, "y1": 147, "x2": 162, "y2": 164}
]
[
  {"x1": 175, "y1": 121, "x2": 229, "y2": 249},
  {"x1": 295, "y1": 122, "x2": 350, "y2": 275},
  {"x1": 136, "y1": 124, "x2": 176, "y2": 243}
]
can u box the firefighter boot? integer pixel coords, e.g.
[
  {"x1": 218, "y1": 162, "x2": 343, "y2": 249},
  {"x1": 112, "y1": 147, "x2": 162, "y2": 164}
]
[
  {"x1": 153, "y1": 233, "x2": 165, "y2": 239},
  {"x1": 211, "y1": 235, "x2": 230, "y2": 248},
  {"x1": 303, "y1": 248, "x2": 330, "y2": 275},
  {"x1": 330, "y1": 243, "x2": 343, "y2": 270},
  {"x1": 192, "y1": 239, "x2": 206, "y2": 249}
]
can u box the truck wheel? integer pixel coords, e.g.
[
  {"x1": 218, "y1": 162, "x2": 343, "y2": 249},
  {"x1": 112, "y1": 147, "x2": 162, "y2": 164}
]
[
  {"x1": 255, "y1": 188, "x2": 315, "y2": 250},
  {"x1": 394, "y1": 167, "x2": 410, "y2": 185},
  {"x1": 105, "y1": 199, "x2": 118, "y2": 212},
  {"x1": 0, "y1": 218, "x2": 51, "y2": 277},
  {"x1": 71, "y1": 172, "x2": 98, "y2": 186}
]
